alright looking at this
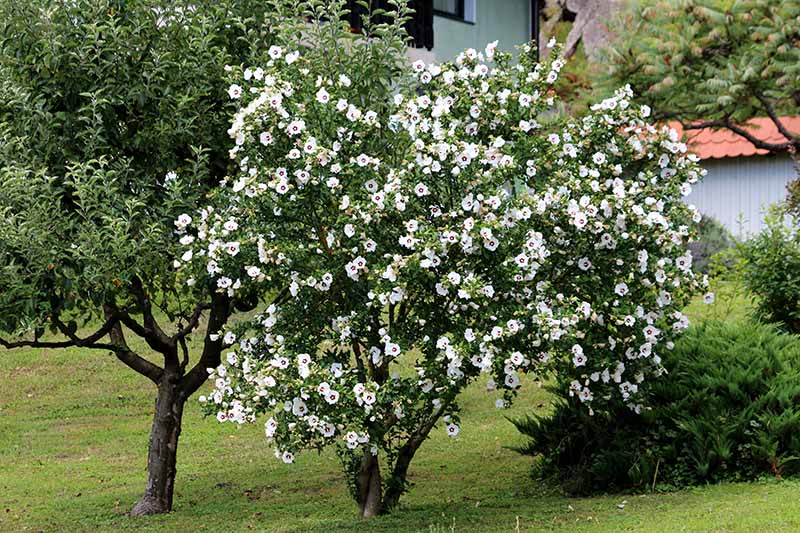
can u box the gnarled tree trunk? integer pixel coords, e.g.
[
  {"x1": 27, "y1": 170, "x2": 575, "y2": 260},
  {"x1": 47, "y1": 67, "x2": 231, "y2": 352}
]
[{"x1": 130, "y1": 374, "x2": 185, "y2": 516}]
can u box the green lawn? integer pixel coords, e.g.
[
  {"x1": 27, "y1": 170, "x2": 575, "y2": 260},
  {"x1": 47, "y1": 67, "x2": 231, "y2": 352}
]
[{"x1": 3, "y1": 286, "x2": 798, "y2": 532}]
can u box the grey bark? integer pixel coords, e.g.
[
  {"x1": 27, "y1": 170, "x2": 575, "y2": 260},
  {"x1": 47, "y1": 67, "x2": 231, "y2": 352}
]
[
  {"x1": 130, "y1": 374, "x2": 185, "y2": 516},
  {"x1": 357, "y1": 449, "x2": 383, "y2": 518}
]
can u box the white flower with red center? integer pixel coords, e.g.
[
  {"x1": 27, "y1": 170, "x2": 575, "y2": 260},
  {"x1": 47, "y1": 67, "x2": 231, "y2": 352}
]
[
  {"x1": 579, "y1": 388, "x2": 593, "y2": 402},
  {"x1": 615, "y1": 283, "x2": 629, "y2": 296},
  {"x1": 228, "y1": 84, "x2": 242, "y2": 99},
  {"x1": 275, "y1": 179, "x2": 290, "y2": 195},
  {"x1": 225, "y1": 242, "x2": 240, "y2": 256},
  {"x1": 384, "y1": 342, "x2": 401, "y2": 358},
  {"x1": 675, "y1": 254, "x2": 692, "y2": 272},
  {"x1": 175, "y1": 213, "x2": 192, "y2": 229},
  {"x1": 286, "y1": 119, "x2": 305, "y2": 136},
  {"x1": 325, "y1": 390, "x2": 340, "y2": 405},
  {"x1": 303, "y1": 137, "x2": 317, "y2": 153},
  {"x1": 316, "y1": 87, "x2": 330, "y2": 104},
  {"x1": 504, "y1": 373, "x2": 521, "y2": 388}
]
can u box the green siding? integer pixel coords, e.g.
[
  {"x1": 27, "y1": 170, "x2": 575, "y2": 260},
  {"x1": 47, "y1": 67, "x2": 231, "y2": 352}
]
[{"x1": 431, "y1": 0, "x2": 531, "y2": 62}]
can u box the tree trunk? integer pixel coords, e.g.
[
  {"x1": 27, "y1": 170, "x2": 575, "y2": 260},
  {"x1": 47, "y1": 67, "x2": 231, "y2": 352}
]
[
  {"x1": 381, "y1": 438, "x2": 423, "y2": 513},
  {"x1": 356, "y1": 449, "x2": 382, "y2": 518},
  {"x1": 130, "y1": 374, "x2": 184, "y2": 516},
  {"x1": 381, "y1": 410, "x2": 442, "y2": 514}
]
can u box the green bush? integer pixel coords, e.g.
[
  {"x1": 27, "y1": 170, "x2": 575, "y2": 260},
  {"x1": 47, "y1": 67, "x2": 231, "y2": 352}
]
[
  {"x1": 688, "y1": 215, "x2": 734, "y2": 274},
  {"x1": 512, "y1": 321, "x2": 800, "y2": 495},
  {"x1": 741, "y1": 206, "x2": 800, "y2": 333}
]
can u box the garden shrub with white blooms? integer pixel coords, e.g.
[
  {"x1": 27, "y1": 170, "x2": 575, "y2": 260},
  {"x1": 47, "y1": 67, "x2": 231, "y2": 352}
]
[{"x1": 175, "y1": 0, "x2": 708, "y2": 517}]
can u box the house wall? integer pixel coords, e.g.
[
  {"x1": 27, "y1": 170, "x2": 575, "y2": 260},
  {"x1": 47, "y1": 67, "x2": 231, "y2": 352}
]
[
  {"x1": 685, "y1": 154, "x2": 798, "y2": 238},
  {"x1": 429, "y1": 0, "x2": 531, "y2": 62}
]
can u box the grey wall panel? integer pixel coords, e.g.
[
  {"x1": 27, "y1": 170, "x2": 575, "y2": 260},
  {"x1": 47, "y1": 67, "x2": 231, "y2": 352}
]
[{"x1": 684, "y1": 155, "x2": 798, "y2": 238}]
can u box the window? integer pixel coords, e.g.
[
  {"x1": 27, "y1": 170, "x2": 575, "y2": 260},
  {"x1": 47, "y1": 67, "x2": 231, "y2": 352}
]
[
  {"x1": 344, "y1": 0, "x2": 434, "y2": 50},
  {"x1": 434, "y1": 0, "x2": 463, "y2": 18},
  {"x1": 433, "y1": 0, "x2": 475, "y2": 23}
]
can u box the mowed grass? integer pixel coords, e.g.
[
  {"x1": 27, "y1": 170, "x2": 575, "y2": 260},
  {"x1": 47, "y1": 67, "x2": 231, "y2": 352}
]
[{"x1": 3, "y1": 286, "x2": 800, "y2": 532}]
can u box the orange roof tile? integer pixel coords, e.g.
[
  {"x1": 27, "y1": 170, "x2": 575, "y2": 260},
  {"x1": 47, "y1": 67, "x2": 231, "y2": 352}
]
[{"x1": 667, "y1": 116, "x2": 800, "y2": 160}]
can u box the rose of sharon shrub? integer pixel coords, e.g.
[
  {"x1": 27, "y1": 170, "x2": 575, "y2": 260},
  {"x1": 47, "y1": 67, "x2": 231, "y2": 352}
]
[{"x1": 175, "y1": 5, "x2": 706, "y2": 517}]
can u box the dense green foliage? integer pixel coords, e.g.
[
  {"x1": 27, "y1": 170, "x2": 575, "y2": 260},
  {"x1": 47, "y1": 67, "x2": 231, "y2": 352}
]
[
  {"x1": 687, "y1": 215, "x2": 733, "y2": 274},
  {"x1": 513, "y1": 320, "x2": 800, "y2": 495},
  {"x1": 598, "y1": 0, "x2": 799, "y2": 156},
  {"x1": 740, "y1": 206, "x2": 800, "y2": 334},
  {"x1": 0, "y1": 0, "x2": 270, "y2": 332}
]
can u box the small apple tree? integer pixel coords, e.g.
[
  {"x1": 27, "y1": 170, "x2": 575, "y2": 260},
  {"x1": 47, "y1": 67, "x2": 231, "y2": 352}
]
[{"x1": 0, "y1": 0, "x2": 276, "y2": 516}]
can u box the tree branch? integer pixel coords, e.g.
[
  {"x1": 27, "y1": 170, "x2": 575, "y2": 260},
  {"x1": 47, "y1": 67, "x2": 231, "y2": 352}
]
[
  {"x1": 1, "y1": 311, "x2": 119, "y2": 351},
  {"x1": 177, "y1": 291, "x2": 230, "y2": 400},
  {"x1": 271, "y1": 286, "x2": 291, "y2": 307},
  {"x1": 117, "y1": 313, "x2": 148, "y2": 338},
  {"x1": 382, "y1": 397, "x2": 454, "y2": 511},
  {"x1": 680, "y1": 118, "x2": 793, "y2": 153},
  {"x1": 130, "y1": 276, "x2": 175, "y2": 356},
  {"x1": 0, "y1": 309, "x2": 164, "y2": 385},
  {"x1": 0, "y1": 336, "x2": 118, "y2": 351},
  {"x1": 352, "y1": 337, "x2": 368, "y2": 379},
  {"x1": 723, "y1": 119, "x2": 793, "y2": 153},
  {"x1": 679, "y1": 119, "x2": 727, "y2": 130},
  {"x1": 172, "y1": 301, "x2": 211, "y2": 341},
  {"x1": 178, "y1": 336, "x2": 190, "y2": 373},
  {"x1": 755, "y1": 94, "x2": 799, "y2": 145},
  {"x1": 104, "y1": 305, "x2": 164, "y2": 384}
]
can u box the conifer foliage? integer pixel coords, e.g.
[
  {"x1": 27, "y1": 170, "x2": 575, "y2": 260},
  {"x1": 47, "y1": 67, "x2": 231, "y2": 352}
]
[
  {"x1": 599, "y1": 0, "x2": 799, "y2": 156},
  {"x1": 513, "y1": 321, "x2": 800, "y2": 494}
]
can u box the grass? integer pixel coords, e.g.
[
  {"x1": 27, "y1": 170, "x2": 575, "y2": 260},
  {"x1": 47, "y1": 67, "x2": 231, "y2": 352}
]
[
  {"x1": 683, "y1": 278, "x2": 755, "y2": 325},
  {"x1": 3, "y1": 285, "x2": 799, "y2": 532}
]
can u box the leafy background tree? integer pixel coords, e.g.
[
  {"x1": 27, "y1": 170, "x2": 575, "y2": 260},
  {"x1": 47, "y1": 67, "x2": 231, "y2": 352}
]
[
  {"x1": 0, "y1": 0, "x2": 275, "y2": 515},
  {"x1": 596, "y1": 0, "x2": 799, "y2": 157}
]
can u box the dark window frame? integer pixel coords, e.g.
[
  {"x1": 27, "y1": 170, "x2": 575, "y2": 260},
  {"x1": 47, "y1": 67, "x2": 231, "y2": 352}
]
[
  {"x1": 433, "y1": 0, "x2": 472, "y2": 24},
  {"x1": 345, "y1": 0, "x2": 434, "y2": 51}
]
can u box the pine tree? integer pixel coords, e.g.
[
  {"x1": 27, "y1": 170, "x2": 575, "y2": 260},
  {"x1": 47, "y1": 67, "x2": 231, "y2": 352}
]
[{"x1": 598, "y1": 0, "x2": 799, "y2": 157}]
